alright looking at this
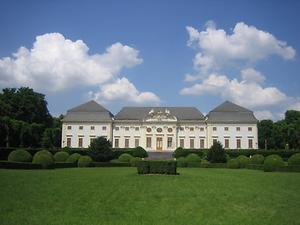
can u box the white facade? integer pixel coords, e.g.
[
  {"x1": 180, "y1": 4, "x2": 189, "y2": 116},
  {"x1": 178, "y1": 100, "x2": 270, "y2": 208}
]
[{"x1": 61, "y1": 101, "x2": 258, "y2": 150}]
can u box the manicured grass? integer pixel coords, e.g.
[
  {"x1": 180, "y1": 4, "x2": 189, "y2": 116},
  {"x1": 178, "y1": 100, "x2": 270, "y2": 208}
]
[{"x1": 0, "y1": 168, "x2": 300, "y2": 225}]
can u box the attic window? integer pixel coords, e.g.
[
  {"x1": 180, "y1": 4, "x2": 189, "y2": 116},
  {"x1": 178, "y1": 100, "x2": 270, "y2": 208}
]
[
  {"x1": 190, "y1": 127, "x2": 194, "y2": 131},
  {"x1": 67, "y1": 126, "x2": 72, "y2": 130},
  {"x1": 200, "y1": 127, "x2": 204, "y2": 131},
  {"x1": 157, "y1": 128, "x2": 162, "y2": 133},
  {"x1": 91, "y1": 126, "x2": 95, "y2": 130},
  {"x1": 147, "y1": 127, "x2": 152, "y2": 132},
  {"x1": 236, "y1": 127, "x2": 241, "y2": 131},
  {"x1": 213, "y1": 127, "x2": 217, "y2": 131},
  {"x1": 79, "y1": 126, "x2": 83, "y2": 130},
  {"x1": 102, "y1": 126, "x2": 107, "y2": 131}
]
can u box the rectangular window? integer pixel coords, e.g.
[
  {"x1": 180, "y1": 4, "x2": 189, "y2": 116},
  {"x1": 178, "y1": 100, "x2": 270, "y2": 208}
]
[
  {"x1": 200, "y1": 127, "x2": 204, "y2": 131},
  {"x1": 78, "y1": 137, "x2": 83, "y2": 148},
  {"x1": 102, "y1": 126, "x2": 106, "y2": 131},
  {"x1": 190, "y1": 127, "x2": 194, "y2": 131},
  {"x1": 236, "y1": 127, "x2": 240, "y2": 131},
  {"x1": 224, "y1": 127, "x2": 229, "y2": 131},
  {"x1": 67, "y1": 125, "x2": 72, "y2": 130},
  {"x1": 225, "y1": 139, "x2": 229, "y2": 149},
  {"x1": 213, "y1": 139, "x2": 218, "y2": 144},
  {"x1": 179, "y1": 127, "x2": 184, "y2": 131},
  {"x1": 115, "y1": 139, "x2": 119, "y2": 148},
  {"x1": 213, "y1": 127, "x2": 217, "y2": 131},
  {"x1": 146, "y1": 137, "x2": 151, "y2": 148},
  {"x1": 237, "y1": 139, "x2": 241, "y2": 149},
  {"x1": 135, "y1": 138, "x2": 139, "y2": 147},
  {"x1": 115, "y1": 126, "x2": 119, "y2": 131},
  {"x1": 125, "y1": 139, "x2": 129, "y2": 148},
  {"x1": 200, "y1": 139, "x2": 205, "y2": 148},
  {"x1": 125, "y1": 127, "x2": 129, "y2": 131},
  {"x1": 180, "y1": 139, "x2": 184, "y2": 148},
  {"x1": 190, "y1": 139, "x2": 194, "y2": 148},
  {"x1": 79, "y1": 126, "x2": 83, "y2": 130},
  {"x1": 90, "y1": 138, "x2": 95, "y2": 145},
  {"x1": 135, "y1": 127, "x2": 139, "y2": 131},
  {"x1": 167, "y1": 137, "x2": 172, "y2": 148},
  {"x1": 67, "y1": 138, "x2": 71, "y2": 147},
  {"x1": 248, "y1": 127, "x2": 252, "y2": 131},
  {"x1": 248, "y1": 139, "x2": 253, "y2": 149},
  {"x1": 90, "y1": 126, "x2": 95, "y2": 130}
]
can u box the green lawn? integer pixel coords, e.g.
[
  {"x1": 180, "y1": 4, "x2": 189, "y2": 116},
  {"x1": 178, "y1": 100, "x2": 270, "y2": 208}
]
[{"x1": 0, "y1": 168, "x2": 299, "y2": 225}]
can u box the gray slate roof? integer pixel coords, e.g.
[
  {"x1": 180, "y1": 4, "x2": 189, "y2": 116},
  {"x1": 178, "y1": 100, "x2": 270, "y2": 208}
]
[
  {"x1": 62, "y1": 100, "x2": 113, "y2": 122},
  {"x1": 207, "y1": 101, "x2": 257, "y2": 123},
  {"x1": 115, "y1": 107, "x2": 205, "y2": 121}
]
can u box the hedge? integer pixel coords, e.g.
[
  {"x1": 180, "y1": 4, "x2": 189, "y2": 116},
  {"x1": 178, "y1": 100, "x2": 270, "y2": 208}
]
[
  {"x1": 245, "y1": 164, "x2": 264, "y2": 170},
  {"x1": 227, "y1": 159, "x2": 240, "y2": 169},
  {"x1": 288, "y1": 153, "x2": 300, "y2": 166},
  {"x1": 176, "y1": 157, "x2": 187, "y2": 167},
  {"x1": 0, "y1": 161, "x2": 43, "y2": 169},
  {"x1": 92, "y1": 162, "x2": 131, "y2": 167},
  {"x1": 249, "y1": 154, "x2": 264, "y2": 165},
  {"x1": 237, "y1": 155, "x2": 250, "y2": 168},
  {"x1": 54, "y1": 151, "x2": 69, "y2": 162},
  {"x1": 137, "y1": 160, "x2": 177, "y2": 175},
  {"x1": 54, "y1": 162, "x2": 77, "y2": 168}
]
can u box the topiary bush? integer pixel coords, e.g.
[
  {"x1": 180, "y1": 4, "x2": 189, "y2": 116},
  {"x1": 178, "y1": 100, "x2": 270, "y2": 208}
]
[
  {"x1": 32, "y1": 152, "x2": 54, "y2": 169},
  {"x1": 8, "y1": 149, "x2": 32, "y2": 162},
  {"x1": 237, "y1": 155, "x2": 250, "y2": 168},
  {"x1": 35, "y1": 150, "x2": 53, "y2": 158},
  {"x1": 118, "y1": 153, "x2": 133, "y2": 162},
  {"x1": 172, "y1": 147, "x2": 189, "y2": 158},
  {"x1": 186, "y1": 153, "x2": 201, "y2": 162},
  {"x1": 227, "y1": 159, "x2": 240, "y2": 169},
  {"x1": 207, "y1": 142, "x2": 226, "y2": 163},
  {"x1": 131, "y1": 146, "x2": 148, "y2": 158},
  {"x1": 78, "y1": 156, "x2": 93, "y2": 167},
  {"x1": 54, "y1": 151, "x2": 69, "y2": 162},
  {"x1": 250, "y1": 154, "x2": 264, "y2": 165},
  {"x1": 66, "y1": 153, "x2": 81, "y2": 163},
  {"x1": 288, "y1": 153, "x2": 300, "y2": 166},
  {"x1": 130, "y1": 157, "x2": 142, "y2": 166},
  {"x1": 264, "y1": 154, "x2": 285, "y2": 172},
  {"x1": 89, "y1": 136, "x2": 113, "y2": 162},
  {"x1": 176, "y1": 157, "x2": 187, "y2": 167}
]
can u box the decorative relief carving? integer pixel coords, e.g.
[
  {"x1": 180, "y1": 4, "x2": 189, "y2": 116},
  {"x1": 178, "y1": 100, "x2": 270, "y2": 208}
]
[{"x1": 144, "y1": 108, "x2": 177, "y2": 122}]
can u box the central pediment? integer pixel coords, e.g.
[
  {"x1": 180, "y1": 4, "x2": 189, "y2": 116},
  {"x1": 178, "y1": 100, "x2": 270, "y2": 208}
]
[{"x1": 144, "y1": 108, "x2": 177, "y2": 122}]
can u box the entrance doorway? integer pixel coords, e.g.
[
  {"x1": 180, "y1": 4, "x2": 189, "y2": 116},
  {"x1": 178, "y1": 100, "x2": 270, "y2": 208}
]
[{"x1": 156, "y1": 137, "x2": 162, "y2": 151}]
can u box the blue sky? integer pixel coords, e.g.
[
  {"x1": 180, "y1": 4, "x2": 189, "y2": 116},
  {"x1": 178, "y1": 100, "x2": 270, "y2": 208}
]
[{"x1": 0, "y1": 0, "x2": 299, "y2": 119}]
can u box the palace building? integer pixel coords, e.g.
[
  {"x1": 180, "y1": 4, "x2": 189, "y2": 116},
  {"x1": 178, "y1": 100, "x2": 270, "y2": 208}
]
[{"x1": 61, "y1": 100, "x2": 258, "y2": 151}]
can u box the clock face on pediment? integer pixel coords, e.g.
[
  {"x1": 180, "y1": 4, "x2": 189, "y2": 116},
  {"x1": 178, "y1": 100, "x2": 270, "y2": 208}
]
[{"x1": 144, "y1": 109, "x2": 177, "y2": 122}]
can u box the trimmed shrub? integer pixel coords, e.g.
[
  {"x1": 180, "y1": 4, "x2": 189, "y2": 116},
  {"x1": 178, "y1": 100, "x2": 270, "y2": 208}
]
[
  {"x1": 118, "y1": 153, "x2": 133, "y2": 162},
  {"x1": 237, "y1": 155, "x2": 250, "y2": 168},
  {"x1": 137, "y1": 161, "x2": 150, "y2": 174},
  {"x1": 89, "y1": 136, "x2": 113, "y2": 162},
  {"x1": 54, "y1": 162, "x2": 77, "y2": 168},
  {"x1": 110, "y1": 159, "x2": 120, "y2": 163},
  {"x1": 8, "y1": 149, "x2": 32, "y2": 162},
  {"x1": 186, "y1": 153, "x2": 201, "y2": 162},
  {"x1": 149, "y1": 161, "x2": 177, "y2": 174},
  {"x1": 78, "y1": 156, "x2": 93, "y2": 167},
  {"x1": 32, "y1": 153, "x2": 54, "y2": 169},
  {"x1": 264, "y1": 154, "x2": 285, "y2": 172},
  {"x1": 54, "y1": 151, "x2": 69, "y2": 162},
  {"x1": 66, "y1": 153, "x2": 81, "y2": 163},
  {"x1": 177, "y1": 157, "x2": 187, "y2": 167},
  {"x1": 130, "y1": 157, "x2": 142, "y2": 166},
  {"x1": 250, "y1": 154, "x2": 264, "y2": 165},
  {"x1": 201, "y1": 159, "x2": 209, "y2": 164},
  {"x1": 172, "y1": 147, "x2": 189, "y2": 158},
  {"x1": 288, "y1": 153, "x2": 300, "y2": 166},
  {"x1": 34, "y1": 150, "x2": 53, "y2": 158},
  {"x1": 207, "y1": 142, "x2": 226, "y2": 163},
  {"x1": 227, "y1": 159, "x2": 240, "y2": 169},
  {"x1": 131, "y1": 146, "x2": 148, "y2": 158}
]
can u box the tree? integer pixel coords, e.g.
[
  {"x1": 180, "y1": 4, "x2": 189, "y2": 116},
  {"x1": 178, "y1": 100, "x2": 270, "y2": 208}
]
[
  {"x1": 0, "y1": 87, "x2": 52, "y2": 126},
  {"x1": 207, "y1": 141, "x2": 226, "y2": 163},
  {"x1": 258, "y1": 120, "x2": 274, "y2": 149},
  {"x1": 88, "y1": 137, "x2": 113, "y2": 162}
]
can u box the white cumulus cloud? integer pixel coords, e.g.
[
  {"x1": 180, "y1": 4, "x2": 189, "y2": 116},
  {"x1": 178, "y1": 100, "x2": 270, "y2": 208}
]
[
  {"x1": 186, "y1": 22, "x2": 296, "y2": 79},
  {"x1": 0, "y1": 32, "x2": 160, "y2": 104},
  {"x1": 89, "y1": 77, "x2": 160, "y2": 104},
  {"x1": 180, "y1": 72, "x2": 287, "y2": 109}
]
